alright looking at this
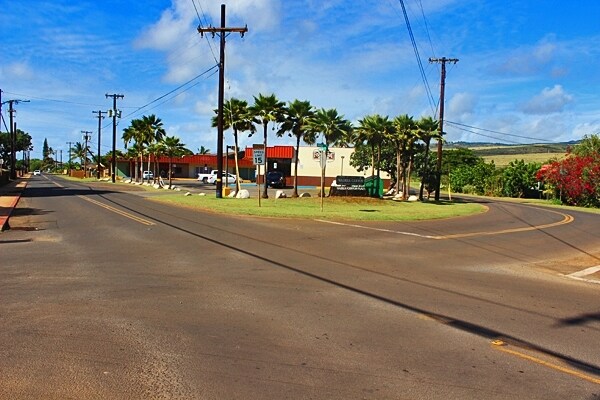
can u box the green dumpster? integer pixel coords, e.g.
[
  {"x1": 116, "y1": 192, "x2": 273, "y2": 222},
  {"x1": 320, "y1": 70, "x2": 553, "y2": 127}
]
[{"x1": 364, "y1": 176, "x2": 383, "y2": 198}]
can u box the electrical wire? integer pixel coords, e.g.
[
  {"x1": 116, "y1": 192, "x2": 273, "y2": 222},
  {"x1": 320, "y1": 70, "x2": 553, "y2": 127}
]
[
  {"x1": 191, "y1": 0, "x2": 219, "y2": 65},
  {"x1": 446, "y1": 120, "x2": 555, "y2": 143},
  {"x1": 395, "y1": 0, "x2": 437, "y2": 115},
  {"x1": 122, "y1": 63, "x2": 218, "y2": 120}
]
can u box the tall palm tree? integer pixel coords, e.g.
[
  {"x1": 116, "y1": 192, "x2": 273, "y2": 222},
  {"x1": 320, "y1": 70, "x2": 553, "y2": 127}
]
[
  {"x1": 355, "y1": 114, "x2": 392, "y2": 179},
  {"x1": 212, "y1": 98, "x2": 256, "y2": 194},
  {"x1": 123, "y1": 122, "x2": 143, "y2": 182},
  {"x1": 139, "y1": 115, "x2": 166, "y2": 180},
  {"x1": 249, "y1": 93, "x2": 285, "y2": 198},
  {"x1": 197, "y1": 146, "x2": 211, "y2": 155},
  {"x1": 417, "y1": 116, "x2": 440, "y2": 200},
  {"x1": 277, "y1": 99, "x2": 315, "y2": 197},
  {"x1": 392, "y1": 114, "x2": 418, "y2": 200},
  {"x1": 70, "y1": 142, "x2": 88, "y2": 173},
  {"x1": 307, "y1": 108, "x2": 353, "y2": 197},
  {"x1": 162, "y1": 136, "x2": 192, "y2": 189}
]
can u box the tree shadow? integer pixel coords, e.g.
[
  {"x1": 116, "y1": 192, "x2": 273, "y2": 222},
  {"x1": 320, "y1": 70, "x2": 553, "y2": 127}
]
[{"x1": 557, "y1": 312, "x2": 600, "y2": 327}]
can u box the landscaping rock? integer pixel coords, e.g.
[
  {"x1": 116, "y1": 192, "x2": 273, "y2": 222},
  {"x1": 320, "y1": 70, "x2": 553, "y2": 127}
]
[
  {"x1": 236, "y1": 190, "x2": 250, "y2": 199},
  {"x1": 275, "y1": 190, "x2": 286, "y2": 198},
  {"x1": 299, "y1": 192, "x2": 311, "y2": 198}
]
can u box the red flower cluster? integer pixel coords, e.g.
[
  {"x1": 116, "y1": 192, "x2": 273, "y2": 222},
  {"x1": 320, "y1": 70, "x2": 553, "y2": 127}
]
[{"x1": 537, "y1": 154, "x2": 600, "y2": 207}]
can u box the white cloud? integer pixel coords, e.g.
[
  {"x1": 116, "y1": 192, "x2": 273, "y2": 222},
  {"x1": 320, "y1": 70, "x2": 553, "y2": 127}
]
[
  {"x1": 448, "y1": 92, "x2": 476, "y2": 118},
  {"x1": 521, "y1": 85, "x2": 573, "y2": 115},
  {"x1": 0, "y1": 62, "x2": 34, "y2": 80}
]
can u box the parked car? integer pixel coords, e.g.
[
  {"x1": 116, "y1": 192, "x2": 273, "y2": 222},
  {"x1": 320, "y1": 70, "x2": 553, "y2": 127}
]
[
  {"x1": 142, "y1": 171, "x2": 154, "y2": 179},
  {"x1": 33, "y1": 170, "x2": 41, "y2": 176},
  {"x1": 198, "y1": 170, "x2": 237, "y2": 184},
  {"x1": 266, "y1": 171, "x2": 286, "y2": 188}
]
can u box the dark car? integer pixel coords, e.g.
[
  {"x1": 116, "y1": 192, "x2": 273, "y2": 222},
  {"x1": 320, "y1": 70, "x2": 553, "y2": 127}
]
[{"x1": 266, "y1": 171, "x2": 286, "y2": 188}]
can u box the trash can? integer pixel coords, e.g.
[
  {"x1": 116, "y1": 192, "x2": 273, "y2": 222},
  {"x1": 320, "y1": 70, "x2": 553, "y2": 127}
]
[
  {"x1": 364, "y1": 176, "x2": 383, "y2": 198},
  {"x1": 222, "y1": 186, "x2": 231, "y2": 197}
]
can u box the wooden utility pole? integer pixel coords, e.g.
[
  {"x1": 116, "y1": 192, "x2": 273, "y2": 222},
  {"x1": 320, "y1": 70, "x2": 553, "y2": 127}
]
[
  {"x1": 105, "y1": 94, "x2": 124, "y2": 183},
  {"x1": 429, "y1": 57, "x2": 458, "y2": 201},
  {"x1": 198, "y1": 4, "x2": 247, "y2": 198},
  {"x1": 5, "y1": 99, "x2": 29, "y2": 180},
  {"x1": 93, "y1": 110, "x2": 107, "y2": 179},
  {"x1": 81, "y1": 130, "x2": 92, "y2": 178}
]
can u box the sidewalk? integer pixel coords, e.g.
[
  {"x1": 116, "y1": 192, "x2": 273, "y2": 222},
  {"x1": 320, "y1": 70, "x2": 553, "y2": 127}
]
[{"x1": 0, "y1": 174, "x2": 29, "y2": 231}]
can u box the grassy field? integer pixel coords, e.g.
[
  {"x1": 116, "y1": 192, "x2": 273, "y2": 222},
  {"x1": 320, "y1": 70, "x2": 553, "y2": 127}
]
[
  {"x1": 482, "y1": 152, "x2": 565, "y2": 167},
  {"x1": 151, "y1": 194, "x2": 486, "y2": 221}
]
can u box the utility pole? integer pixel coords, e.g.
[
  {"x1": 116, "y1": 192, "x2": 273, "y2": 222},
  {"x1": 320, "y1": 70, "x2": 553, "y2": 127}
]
[
  {"x1": 81, "y1": 130, "x2": 92, "y2": 178},
  {"x1": 93, "y1": 110, "x2": 107, "y2": 179},
  {"x1": 66, "y1": 141, "x2": 73, "y2": 175},
  {"x1": 198, "y1": 4, "x2": 247, "y2": 198},
  {"x1": 429, "y1": 57, "x2": 458, "y2": 201},
  {"x1": 4, "y1": 99, "x2": 30, "y2": 180},
  {"x1": 105, "y1": 94, "x2": 124, "y2": 183}
]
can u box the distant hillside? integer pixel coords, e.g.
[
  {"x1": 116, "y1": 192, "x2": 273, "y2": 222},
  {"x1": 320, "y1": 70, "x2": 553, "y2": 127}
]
[{"x1": 446, "y1": 141, "x2": 575, "y2": 156}]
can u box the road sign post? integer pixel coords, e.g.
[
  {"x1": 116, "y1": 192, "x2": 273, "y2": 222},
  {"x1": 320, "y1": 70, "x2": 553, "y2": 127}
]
[{"x1": 253, "y1": 144, "x2": 265, "y2": 207}]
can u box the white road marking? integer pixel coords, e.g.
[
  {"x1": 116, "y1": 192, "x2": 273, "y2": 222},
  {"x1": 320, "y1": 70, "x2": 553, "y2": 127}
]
[
  {"x1": 567, "y1": 265, "x2": 600, "y2": 278},
  {"x1": 564, "y1": 266, "x2": 600, "y2": 284},
  {"x1": 314, "y1": 219, "x2": 440, "y2": 239}
]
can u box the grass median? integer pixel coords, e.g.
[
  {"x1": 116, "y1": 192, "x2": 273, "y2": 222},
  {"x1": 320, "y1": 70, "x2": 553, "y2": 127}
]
[{"x1": 151, "y1": 194, "x2": 486, "y2": 221}]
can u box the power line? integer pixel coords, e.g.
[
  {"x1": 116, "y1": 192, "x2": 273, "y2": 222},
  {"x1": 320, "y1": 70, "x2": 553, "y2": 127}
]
[
  {"x1": 191, "y1": 0, "x2": 219, "y2": 64},
  {"x1": 123, "y1": 63, "x2": 219, "y2": 120},
  {"x1": 446, "y1": 120, "x2": 555, "y2": 143},
  {"x1": 396, "y1": 0, "x2": 436, "y2": 114}
]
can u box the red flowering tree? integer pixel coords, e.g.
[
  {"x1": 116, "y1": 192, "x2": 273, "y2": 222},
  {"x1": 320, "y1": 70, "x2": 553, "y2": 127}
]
[{"x1": 537, "y1": 154, "x2": 600, "y2": 207}]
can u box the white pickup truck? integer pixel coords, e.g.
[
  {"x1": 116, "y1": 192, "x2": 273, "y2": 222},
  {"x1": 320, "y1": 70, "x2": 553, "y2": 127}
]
[{"x1": 197, "y1": 170, "x2": 237, "y2": 184}]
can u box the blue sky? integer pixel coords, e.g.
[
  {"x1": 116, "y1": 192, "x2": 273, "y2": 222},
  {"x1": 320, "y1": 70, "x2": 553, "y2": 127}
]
[{"x1": 1, "y1": 0, "x2": 599, "y2": 159}]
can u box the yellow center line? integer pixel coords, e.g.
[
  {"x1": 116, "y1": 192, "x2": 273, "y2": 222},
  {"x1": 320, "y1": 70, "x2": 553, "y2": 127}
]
[
  {"x1": 316, "y1": 207, "x2": 574, "y2": 240},
  {"x1": 78, "y1": 196, "x2": 155, "y2": 226},
  {"x1": 492, "y1": 341, "x2": 600, "y2": 385},
  {"x1": 439, "y1": 210, "x2": 574, "y2": 240}
]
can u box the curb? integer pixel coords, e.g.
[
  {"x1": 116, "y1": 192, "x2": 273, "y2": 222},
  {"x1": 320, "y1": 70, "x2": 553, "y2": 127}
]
[{"x1": 0, "y1": 179, "x2": 28, "y2": 232}]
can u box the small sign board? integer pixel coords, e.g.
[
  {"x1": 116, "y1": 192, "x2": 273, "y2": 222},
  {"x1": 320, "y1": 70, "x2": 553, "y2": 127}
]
[
  {"x1": 330, "y1": 175, "x2": 368, "y2": 197},
  {"x1": 252, "y1": 144, "x2": 265, "y2": 165}
]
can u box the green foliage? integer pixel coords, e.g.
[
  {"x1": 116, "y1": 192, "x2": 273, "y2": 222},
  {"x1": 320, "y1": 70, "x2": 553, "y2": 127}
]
[
  {"x1": 501, "y1": 159, "x2": 541, "y2": 198},
  {"x1": 442, "y1": 148, "x2": 481, "y2": 175},
  {"x1": 572, "y1": 134, "x2": 600, "y2": 157},
  {"x1": 449, "y1": 161, "x2": 498, "y2": 195}
]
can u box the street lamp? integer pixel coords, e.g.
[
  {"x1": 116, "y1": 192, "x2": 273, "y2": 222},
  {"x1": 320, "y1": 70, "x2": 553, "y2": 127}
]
[{"x1": 341, "y1": 155, "x2": 345, "y2": 176}]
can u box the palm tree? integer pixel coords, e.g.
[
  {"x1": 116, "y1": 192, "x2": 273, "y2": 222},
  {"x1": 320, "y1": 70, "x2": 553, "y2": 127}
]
[
  {"x1": 70, "y1": 142, "x2": 87, "y2": 173},
  {"x1": 197, "y1": 146, "x2": 211, "y2": 155},
  {"x1": 162, "y1": 136, "x2": 192, "y2": 189},
  {"x1": 417, "y1": 116, "x2": 440, "y2": 200},
  {"x1": 212, "y1": 98, "x2": 256, "y2": 194},
  {"x1": 277, "y1": 99, "x2": 315, "y2": 197},
  {"x1": 249, "y1": 93, "x2": 285, "y2": 198},
  {"x1": 307, "y1": 108, "x2": 353, "y2": 197},
  {"x1": 147, "y1": 142, "x2": 165, "y2": 183},
  {"x1": 392, "y1": 114, "x2": 418, "y2": 200},
  {"x1": 123, "y1": 121, "x2": 145, "y2": 182},
  {"x1": 139, "y1": 115, "x2": 166, "y2": 180},
  {"x1": 355, "y1": 114, "x2": 392, "y2": 179}
]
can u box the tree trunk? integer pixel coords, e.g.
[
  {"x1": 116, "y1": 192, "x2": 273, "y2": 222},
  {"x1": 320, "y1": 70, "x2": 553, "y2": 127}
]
[
  {"x1": 419, "y1": 138, "x2": 431, "y2": 201},
  {"x1": 168, "y1": 156, "x2": 173, "y2": 189},
  {"x1": 233, "y1": 129, "x2": 241, "y2": 194},
  {"x1": 293, "y1": 135, "x2": 300, "y2": 198},
  {"x1": 262, "y1": 123, "x2": 269, "y2": 199}
]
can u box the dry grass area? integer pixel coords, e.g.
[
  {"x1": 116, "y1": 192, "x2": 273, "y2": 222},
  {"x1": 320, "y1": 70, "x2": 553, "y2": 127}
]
[{"x1": 483, "y1": 153, "x2": 565, "y2": 167}]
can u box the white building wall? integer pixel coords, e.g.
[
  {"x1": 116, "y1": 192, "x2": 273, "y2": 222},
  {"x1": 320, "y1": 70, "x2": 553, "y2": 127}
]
[{"x1": 295, "y1": 146, "x2": 391, "y2": 179}]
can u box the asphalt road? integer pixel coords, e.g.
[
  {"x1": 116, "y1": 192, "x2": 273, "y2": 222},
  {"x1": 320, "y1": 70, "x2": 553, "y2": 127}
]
[{"x1": 1, "y1": 174, "x2": 599, "y2": 399}]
